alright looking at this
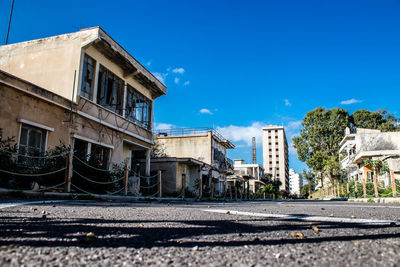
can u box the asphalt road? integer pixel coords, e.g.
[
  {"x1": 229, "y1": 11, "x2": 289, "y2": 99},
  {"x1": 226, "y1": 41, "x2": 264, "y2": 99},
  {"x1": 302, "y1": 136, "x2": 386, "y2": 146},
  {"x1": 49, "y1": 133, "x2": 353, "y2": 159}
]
[{"x1": 0, "y1": 199, "x2": 400, "y2": 266}]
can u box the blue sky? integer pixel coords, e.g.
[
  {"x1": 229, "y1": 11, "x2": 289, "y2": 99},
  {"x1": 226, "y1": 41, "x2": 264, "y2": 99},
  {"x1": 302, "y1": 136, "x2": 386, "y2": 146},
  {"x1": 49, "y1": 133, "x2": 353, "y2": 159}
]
[{"x1": 1, "y1": 0, "x2": 400, "y2": 173}]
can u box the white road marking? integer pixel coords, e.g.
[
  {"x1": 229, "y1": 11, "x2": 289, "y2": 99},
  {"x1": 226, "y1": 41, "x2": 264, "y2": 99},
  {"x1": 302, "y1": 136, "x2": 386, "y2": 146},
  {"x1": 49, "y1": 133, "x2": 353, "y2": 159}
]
[
  {"x1": 204, "y1": 209, "x2": 400, "y2": 225},
  {"x1": 0, "y1": 200, "x2": 68, "y2": 209}
]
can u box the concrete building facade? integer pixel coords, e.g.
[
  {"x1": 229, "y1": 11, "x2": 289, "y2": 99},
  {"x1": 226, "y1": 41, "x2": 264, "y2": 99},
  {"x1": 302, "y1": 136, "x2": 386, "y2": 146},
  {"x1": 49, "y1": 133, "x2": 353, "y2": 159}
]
[
  {"x1": 262, "y1": 125, "x2": 289, "y2": 192},
  {"x1": 154, "y1": 128, "x2": 235, "y2": 197},
  {"x1": 289, "y1": 169, "x2": 302, "y2": 196},
  {"x1": 0, "y1": 27, "x2": 166, "y2": 174},
  {"x1": 229, "y1": 159, "x2": 265, "y2": 194},
  {"x1": 339, "y1": 127, "x2": 400, "y2": 187}
]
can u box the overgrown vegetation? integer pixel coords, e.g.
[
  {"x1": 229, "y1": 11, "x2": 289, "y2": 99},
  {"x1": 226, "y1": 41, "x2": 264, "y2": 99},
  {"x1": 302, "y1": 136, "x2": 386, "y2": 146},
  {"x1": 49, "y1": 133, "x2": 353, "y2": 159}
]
[{"x1": 293, "y1": 108, "x2": 399, "y2": 190}]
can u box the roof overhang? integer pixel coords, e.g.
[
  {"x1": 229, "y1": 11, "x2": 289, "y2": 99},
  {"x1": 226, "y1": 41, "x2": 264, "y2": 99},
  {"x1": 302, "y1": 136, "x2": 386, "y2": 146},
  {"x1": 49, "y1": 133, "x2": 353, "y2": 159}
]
[{"x1": 83, "y1": 27, "x2": 166, "y2": 99}]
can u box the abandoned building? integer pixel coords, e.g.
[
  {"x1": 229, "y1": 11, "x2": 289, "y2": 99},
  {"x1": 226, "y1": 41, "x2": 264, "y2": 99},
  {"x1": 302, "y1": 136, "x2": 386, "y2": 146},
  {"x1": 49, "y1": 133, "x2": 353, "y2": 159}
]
[
  {"x1": 153, "y1": 128, "x2": 235, "y2": 197},
  {"x1": 227, "y1": 159, "x2": 266, "y2": 196},
  {"x1": 339, "y1": 127, "x2": 400, "y2": 187},
  {"x1": 0, "y1": 27, "x2": 166, "y2": 174}
]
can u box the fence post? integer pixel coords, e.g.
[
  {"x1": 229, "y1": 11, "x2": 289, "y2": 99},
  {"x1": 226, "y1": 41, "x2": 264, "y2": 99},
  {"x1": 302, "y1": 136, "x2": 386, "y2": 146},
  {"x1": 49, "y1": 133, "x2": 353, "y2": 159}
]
[
  {"x1": 341, "y1": 184, "x2": 345, "y2": 196},
  {"x1": 235, "y1": 187, "x2": 238, "y2": 200},
  {"x1": 373, "y1": 172, "x2": 379, "y2": 198},
  {"x1": 199, "y1": 178, "x2": 203, "y2": 199},
  {"x1": 229, "y1": 184, "x2": 233, "y2": 200},
  {"x1": 182, "y1": 174, "x2": 186, "y2": 199},
  {"x1": 355, "y1": 176, "x2": 358, "y2": 197},
  {"x1": 363, "y1": 171, "x2": 367, "y2": 198},
  {"x1": 391, "y1": 170, "x2": 397, "y2": 198},
  {"x1": 158, "y1": 170, "x2": 162, "y2": 198},
  {"x1": 210, "y1": 181, "x2": 214, "y2": 199},
  {"x1": 65, "y1": 147, "x2": 73, "y2": 193},
  {"x1": 346, "y1": 183, "x2": 350, "y2": 196},
  {"x1": 124, "y1": 161, "x2": 129, "y2": 196}
]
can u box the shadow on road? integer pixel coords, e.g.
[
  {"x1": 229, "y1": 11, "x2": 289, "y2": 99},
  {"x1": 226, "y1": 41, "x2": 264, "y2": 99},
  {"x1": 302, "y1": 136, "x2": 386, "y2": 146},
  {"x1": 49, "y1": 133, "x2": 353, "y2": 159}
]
[{"x1": 1, "y1": 207, "x2": 399, "y2": 248}]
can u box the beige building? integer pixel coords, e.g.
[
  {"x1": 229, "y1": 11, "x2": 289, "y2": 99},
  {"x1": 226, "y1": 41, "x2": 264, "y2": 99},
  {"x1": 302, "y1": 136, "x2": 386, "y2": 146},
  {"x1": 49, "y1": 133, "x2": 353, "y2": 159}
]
[
  {"x1": 262, "y1": 125, "x2": 289, "y2": 192},
  {"x1": 229, "y1": 159, "x2": 265, "y2": 194},
  {"x1": 154, "y1": 128, "x2": 235, "y2": 197},
  {"x1": 339, "y1": 127, "x2": 400, "y2": 187},
  {"x1": 0, "y1": 27, "x2": 166, "y2": 174}
]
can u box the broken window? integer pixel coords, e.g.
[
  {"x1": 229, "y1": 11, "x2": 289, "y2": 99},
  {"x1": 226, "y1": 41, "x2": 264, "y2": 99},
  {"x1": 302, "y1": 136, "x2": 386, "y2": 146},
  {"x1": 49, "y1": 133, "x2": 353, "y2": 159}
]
[
  {"x1": 80, "y1": 54, "x2": 96, "y2": 99},
  {"x1": 74, "y1": 139, "x2": 88, "y2": 159},
  {"x1": 18, "y1": 124, "x2": 47, "y2": 165},
  {"x1": 91, "y1": 144, "x2": 110, "y2": 169},
  {"x1": 125, "y1": 84, "x2": 152, "y2": 129},
  {"x1": 97, "y1": 65, "x2": 124, "y2": 115}
]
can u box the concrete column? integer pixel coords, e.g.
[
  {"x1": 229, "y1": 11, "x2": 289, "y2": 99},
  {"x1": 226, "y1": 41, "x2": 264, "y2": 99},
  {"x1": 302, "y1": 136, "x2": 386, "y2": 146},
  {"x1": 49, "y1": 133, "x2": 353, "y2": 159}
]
[{"x1": 145, "y1": 149, "x2": 151, "y2": 176}]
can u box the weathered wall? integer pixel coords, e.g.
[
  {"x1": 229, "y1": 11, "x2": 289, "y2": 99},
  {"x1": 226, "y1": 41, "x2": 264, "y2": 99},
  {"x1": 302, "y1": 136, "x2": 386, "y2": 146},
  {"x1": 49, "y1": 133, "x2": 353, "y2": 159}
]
[
  {"x1": 0, "y1": 81, "x2": 71, "y2": 149},
  {"x1": 357, "y1": 132, "x2": 400, "y2": 152},
  {"x1": 149, "y1": 161, "x2": 177, "y2": 193},
  {"x1": 0, "y1": 78, "x2": 151, "y2": 168},
  {"x1": 157, "y1": 134, "x2": 212, "y2": 164},
  {"x1": 0, "y1": 30, "x2": 98, "y2": 101}
]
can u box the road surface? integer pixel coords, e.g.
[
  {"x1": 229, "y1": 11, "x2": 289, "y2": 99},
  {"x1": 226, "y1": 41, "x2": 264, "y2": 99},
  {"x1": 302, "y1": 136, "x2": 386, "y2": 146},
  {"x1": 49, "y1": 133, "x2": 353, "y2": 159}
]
[{"x1": 0, "y1": 199, "x2": 399, "y2": 266}]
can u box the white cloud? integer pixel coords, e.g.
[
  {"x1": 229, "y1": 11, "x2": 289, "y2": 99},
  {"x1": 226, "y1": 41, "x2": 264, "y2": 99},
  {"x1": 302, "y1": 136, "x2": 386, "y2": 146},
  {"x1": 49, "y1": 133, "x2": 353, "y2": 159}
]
[
  {"x1": 172, "y1": 68, "x2": 185, "y2": 74},
  {"x1": 152, "y1": 72, "x2": 168, "y2": 84},
  {"x1": 154, "y1": 123, "x2": 175, "y2": 130},
  {"x1": 340, "y1": 98, "x2": 362, "y2": 105},
  {"x1": 200, "y1": 108, "x2": 213, "y2": 115},
  {"x1": 146, "y1": 61, "x2": 152, "y2": 66},
  {"x1": 216, "y1": 120, "x2": 302, "y2": 155},
  {"x1": 217, "y1": 122, "x2": 266, "y2": 146},
  {"x1": 184, "y1": 81, "x2": 190, "y2": 86},
  {"x1": 284, "y1": 99, "x2": 292, "y2": 107},
  {"x1": 174, "y1": 77, "x2": 180, "y2": 84}
]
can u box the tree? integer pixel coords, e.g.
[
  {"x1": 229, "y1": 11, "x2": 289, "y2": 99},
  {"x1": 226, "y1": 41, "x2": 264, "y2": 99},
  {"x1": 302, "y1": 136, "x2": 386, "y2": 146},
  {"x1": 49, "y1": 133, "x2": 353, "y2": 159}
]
[
  {"x1": 302, "y1": 169, "x2": 315, "y2": 196},
  {"x1": 301, "y1": 183, "x2": 313, "y2": 198},
  {"x1": 293, "y1": 107, "x2": 350, "y2": 186},
  {"x1": 351, "y1": 109, "x2": 398, "y2": 132}
]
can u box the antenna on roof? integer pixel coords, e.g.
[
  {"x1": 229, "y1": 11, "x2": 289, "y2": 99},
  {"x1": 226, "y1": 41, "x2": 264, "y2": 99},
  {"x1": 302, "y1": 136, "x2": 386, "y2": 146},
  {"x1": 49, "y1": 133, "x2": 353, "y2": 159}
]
[
  {"x1": 5, "y1": 0, "x2": 15, "y2": 45},
  {"x1": 252, "y1": 137, "x2": 256, "y2": 164}
]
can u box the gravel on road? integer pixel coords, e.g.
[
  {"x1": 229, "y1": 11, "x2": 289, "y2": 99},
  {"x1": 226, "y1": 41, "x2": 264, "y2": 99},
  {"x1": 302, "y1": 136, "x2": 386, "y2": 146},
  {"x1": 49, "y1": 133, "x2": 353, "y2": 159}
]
[{"x1": 0, "y1": 199, "x2": 399, "y2": 266}]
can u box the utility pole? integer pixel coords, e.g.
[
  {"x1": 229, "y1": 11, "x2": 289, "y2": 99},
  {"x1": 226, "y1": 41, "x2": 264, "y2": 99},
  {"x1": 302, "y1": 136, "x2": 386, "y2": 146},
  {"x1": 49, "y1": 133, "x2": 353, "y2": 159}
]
[
  {"x1": 5, "y1": 0, "x2": 15, "y2": 45},
  {"x1": 252, "y1": 137, "x2": 256, "y2": 164}
]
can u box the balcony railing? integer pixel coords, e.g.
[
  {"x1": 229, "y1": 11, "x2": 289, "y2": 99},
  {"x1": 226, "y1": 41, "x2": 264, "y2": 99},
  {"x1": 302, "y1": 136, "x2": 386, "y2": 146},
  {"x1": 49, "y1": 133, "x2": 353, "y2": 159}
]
[{"x1": 154, "y1": 127, "x2": 230, "y2": 143}]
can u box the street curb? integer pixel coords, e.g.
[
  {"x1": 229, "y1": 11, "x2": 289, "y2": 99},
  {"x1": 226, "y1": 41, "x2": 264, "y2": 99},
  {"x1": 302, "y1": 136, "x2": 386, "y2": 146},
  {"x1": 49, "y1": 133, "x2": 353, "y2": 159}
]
[{"x1": 348, "y1": 197, "x2": 400, "y2": 204}]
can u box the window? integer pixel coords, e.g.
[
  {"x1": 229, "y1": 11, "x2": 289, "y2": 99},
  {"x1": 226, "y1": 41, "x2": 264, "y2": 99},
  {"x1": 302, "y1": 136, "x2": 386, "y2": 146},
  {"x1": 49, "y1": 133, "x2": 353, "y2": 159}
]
[
  {"x1": 18, "y1": 124, "x2": 47, "y2": 165},
  {"x1": 91, "y1": 144, "x2": 110, "y2": 169},
  {"x1": 80, "y1": 54, "x2": 96, "y2": 99},
  {"x1": 269, "y1": 161, "x2": 272, "y2": 165},
  {"x1": 276, "y1": 161, "x2": 279, "y2": 164},
  {"x1": 97, "y1": 65, "x2": 124, "y2": 115},
  {"x1": 268, "y1": 136, "x2": 271, "y2": 139},
  {"x1": 74, "y1": 139, "x2": 88, "y2": 158},
  {"x1": 125, "y1": 85, "x2": 152, "y2": 129},
  {"x1": 269, "y1": 155, "x2": 272, "y2": 158},
  {"x1": 275, "y1": 142, "x2": 278, "y2": 145},
  {"x1": 276, "y1": 148, "x2": 279, "y2": 151},
  {"x1": 269, "y1": 149, "x2": 272, "y2": 152}
]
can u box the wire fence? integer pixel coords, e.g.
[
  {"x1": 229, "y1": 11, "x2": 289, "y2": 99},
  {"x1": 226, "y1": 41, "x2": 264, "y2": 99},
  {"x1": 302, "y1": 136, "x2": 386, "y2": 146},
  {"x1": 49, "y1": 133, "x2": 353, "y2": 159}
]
[
  {"x1": 312, "y1": 178, "x2": 399, "y2": 199},
  {"x1": 0, "y1": 146, "x2": 164, "y2": 198}
]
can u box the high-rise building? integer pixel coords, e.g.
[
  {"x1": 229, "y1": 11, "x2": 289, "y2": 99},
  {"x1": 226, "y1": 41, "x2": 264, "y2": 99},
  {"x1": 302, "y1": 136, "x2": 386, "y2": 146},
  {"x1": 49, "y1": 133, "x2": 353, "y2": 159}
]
[
  {"x1": 289, "y1": 169, "x2": 303, "y2": 196},
  {"x1": 262, "y1": 125, "x2": 289, "y2": 192}
]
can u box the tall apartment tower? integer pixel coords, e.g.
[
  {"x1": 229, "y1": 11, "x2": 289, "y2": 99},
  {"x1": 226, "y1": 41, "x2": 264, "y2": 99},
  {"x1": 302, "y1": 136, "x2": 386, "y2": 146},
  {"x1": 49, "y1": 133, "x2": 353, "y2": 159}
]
[{"x1": 262, "y1": 125, "x2": 289, "y2": 192}]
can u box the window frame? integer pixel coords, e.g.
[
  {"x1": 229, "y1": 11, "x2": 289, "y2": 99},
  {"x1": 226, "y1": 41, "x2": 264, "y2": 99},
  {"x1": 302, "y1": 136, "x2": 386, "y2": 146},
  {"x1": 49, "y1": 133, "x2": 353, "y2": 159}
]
[
  {"x1": 97, "y1": 65, "x2": 124, "y2": 115},
  {"x1": 80, "y1": 54, "x2": 96, "y2": 100},
  {"x1": 125, "y1": 84, "x2": 152, "y2": 129}
]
